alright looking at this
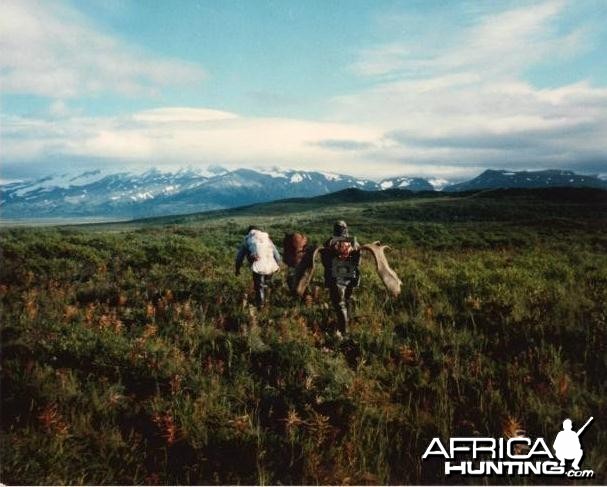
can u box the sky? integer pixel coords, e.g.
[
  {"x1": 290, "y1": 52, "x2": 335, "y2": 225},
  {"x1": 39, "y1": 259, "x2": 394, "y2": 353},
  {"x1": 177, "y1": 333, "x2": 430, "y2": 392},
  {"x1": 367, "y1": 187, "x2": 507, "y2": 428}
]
[{"x1": 1, "y1": 0, "x2": 606, "y2": 181}]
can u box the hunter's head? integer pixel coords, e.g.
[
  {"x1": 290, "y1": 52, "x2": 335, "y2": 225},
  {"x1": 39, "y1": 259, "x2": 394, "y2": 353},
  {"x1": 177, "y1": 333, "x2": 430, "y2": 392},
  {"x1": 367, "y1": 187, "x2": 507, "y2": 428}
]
[
  {"x1": 247, "y1": 225, "x2": 261, "y2": 233},
  {"x1": 333, "y1": 220, "x2": 348, "y2": 237},
  {"x1": 563, "y1": 419, "x2": 573, "y2": 430}
]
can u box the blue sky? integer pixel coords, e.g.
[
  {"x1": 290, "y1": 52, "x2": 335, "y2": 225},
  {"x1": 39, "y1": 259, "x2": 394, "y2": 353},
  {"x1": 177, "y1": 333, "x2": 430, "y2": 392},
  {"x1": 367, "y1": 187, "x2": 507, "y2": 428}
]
[{"x1": 1, "y1": 0, "x2": 606, "y2": 180}]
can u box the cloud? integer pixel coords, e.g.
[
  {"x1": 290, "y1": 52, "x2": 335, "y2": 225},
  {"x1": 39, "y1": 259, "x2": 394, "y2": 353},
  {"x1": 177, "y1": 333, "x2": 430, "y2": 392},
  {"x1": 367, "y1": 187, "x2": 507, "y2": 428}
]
[
  {"x1": 328, "y1": 1, "x2": 607, "y2": 174},
  {"x1": 3, "y1": 76, "x2": 606, "y2": 180},
  {"x1": 0, "y1": 108, "x2": 389, "y2": 176},
  {"x1": 327, "y1": 78, "x2": 607, "y2": 171},
  {"x1": 0, "y1": 0, "x2": 205, "y2": 98},
  {"x1": 1, "y1": 1, "x2": 605, "y2": 181},
  {"x1": 351, "y1": 1, "x2": 582, "y2": 79},
  {"x1": 311, "y1": 139, "x2": 375, "y2": 151},
  {"x1": 131, "y1": 108, "x2": 239, "y2": 124}
]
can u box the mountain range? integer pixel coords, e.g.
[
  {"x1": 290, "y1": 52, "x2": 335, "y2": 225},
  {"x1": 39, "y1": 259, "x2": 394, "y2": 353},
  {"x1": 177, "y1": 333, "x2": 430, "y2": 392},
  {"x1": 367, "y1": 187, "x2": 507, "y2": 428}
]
[
  {"x1": 1, "y1": 167, "x2": 605, "y2": 221},
  {"x1": 442, "y1": 169, "x2": 607, "y2": 192}
]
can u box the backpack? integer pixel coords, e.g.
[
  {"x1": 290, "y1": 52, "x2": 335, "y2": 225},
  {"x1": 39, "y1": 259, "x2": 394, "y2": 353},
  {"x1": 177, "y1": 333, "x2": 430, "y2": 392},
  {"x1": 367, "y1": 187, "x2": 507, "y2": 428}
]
[
  {"x1": 325, "y1": 237, "x2": 359, "y2": 281},
  {"x1": 333, "y1": 239, "x2": 353, "y2": 260},
  {"x1": 245, "y1": 230, "x2": 279, "y2": 275},
  {"x1": 283, "y1": 233, "x2": 308, "y2": 268}
]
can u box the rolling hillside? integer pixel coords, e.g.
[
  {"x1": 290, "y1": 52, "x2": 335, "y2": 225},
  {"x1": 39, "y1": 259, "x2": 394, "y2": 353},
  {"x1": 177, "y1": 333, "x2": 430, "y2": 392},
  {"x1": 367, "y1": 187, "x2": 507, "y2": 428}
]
[{"x1": 1, "y1": 188, "x2": 606, "y2": 484}]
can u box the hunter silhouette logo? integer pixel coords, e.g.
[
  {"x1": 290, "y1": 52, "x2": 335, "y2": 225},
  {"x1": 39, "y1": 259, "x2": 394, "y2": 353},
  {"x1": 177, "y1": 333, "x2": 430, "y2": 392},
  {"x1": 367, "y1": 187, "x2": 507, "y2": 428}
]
[
  {"x1": 553, "y1": 417, "x2": 593, "y2": 471},
  {"x1": 422, "y1": 416, "x2": 595, "y2": 478}
]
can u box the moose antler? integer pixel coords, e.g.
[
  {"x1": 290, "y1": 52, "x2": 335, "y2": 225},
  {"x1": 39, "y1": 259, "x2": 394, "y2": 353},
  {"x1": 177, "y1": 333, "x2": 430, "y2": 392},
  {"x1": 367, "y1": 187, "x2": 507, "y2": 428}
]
[{"x1": 361, "y1": 241, "x2": 402, "y2": 297}]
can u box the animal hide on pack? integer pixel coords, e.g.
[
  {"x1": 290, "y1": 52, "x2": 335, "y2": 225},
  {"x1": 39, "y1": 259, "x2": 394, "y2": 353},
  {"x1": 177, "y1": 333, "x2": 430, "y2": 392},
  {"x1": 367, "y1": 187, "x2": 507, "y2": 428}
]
[{"x1": 283, "y1": 232, "x2": 308, "y2": 268}]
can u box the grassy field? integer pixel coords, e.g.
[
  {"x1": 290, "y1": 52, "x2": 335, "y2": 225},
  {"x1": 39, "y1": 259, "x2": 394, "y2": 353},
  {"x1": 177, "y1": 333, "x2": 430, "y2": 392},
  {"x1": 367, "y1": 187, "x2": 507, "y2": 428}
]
[{"x1": 1, "y1": 188, "x2": 606, "y2": 484}]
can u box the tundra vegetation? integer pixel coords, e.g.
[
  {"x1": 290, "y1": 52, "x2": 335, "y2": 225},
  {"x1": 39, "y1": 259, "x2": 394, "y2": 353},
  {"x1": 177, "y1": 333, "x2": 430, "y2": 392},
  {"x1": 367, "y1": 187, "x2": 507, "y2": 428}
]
[{"x1": 1, "y1": 188, "x2": 606, "y2": 485}]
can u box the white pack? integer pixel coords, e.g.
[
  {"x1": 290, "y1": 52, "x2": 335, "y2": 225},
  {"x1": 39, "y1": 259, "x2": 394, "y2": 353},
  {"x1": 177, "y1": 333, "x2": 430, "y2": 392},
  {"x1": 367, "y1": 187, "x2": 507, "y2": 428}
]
[{"x1": 246, "y1": 230, "x2": 279, "y2": 275}]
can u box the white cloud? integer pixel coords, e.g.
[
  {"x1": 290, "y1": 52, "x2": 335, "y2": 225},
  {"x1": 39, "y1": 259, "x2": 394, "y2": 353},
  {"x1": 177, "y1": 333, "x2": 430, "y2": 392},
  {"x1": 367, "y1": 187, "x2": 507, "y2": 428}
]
[
  {"x1": 0, "y1": 0, "x2": 205, "y2": 98},
  {"x1": 329, "y1": 1, "x2": 607, "y2": 174},
  {"x1": 0, "y1": 109, "x2": 388, "y2": 177},
  {"x1": 132, "y1": 108, "x2": 239, "y2": 124},
  {"x1": 327, "y1": 76, "x2": 607, "y2": 172},
  {"x1": 1, "y1": 1, "x2": 605, "y2": 180},
  {"x1": 351, "y1": 1, "x2": 581, "y2": 79}
]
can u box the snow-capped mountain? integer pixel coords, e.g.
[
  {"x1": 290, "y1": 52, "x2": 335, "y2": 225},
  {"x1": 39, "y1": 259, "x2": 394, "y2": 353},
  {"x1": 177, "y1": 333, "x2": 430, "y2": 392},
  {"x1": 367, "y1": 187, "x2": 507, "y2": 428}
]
[
  {"x1": 0, "y1": 167, "x2": 394, "y2": 220},
  {"x1": 378, "y1": 176, "x2": 434, "y2": 192},
  {"x1": 2, "y1": 166, "x2": 603, "y2": 221},
  {"x1": 0, "y1": 168, "x2": 212, "y2": 219},
  {"x1": 442, "y1": 169, "x2": 607, "y2": 192}
]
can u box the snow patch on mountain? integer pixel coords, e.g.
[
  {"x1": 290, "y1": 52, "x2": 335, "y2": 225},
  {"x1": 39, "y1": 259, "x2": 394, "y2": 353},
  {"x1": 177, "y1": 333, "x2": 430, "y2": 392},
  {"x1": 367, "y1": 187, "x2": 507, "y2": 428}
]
[
  {"x1": 255, "y1": 167, "x2": 289, "y2": 178},
  {"x1": 64, "y1": 194, "x2": 87, "y2": 204},
  {"x1": 428, "y1": 178, "x2": 449, "y2": 190},
  {"x1": 10, "y1": 169, "x2": 127, "y2": 197},
  {"x1": 131, "y1": 192, "x2": 154, "y2": 201},
  {"x1": 320, "y1": 172, "x2": 341, "y2": 181}
]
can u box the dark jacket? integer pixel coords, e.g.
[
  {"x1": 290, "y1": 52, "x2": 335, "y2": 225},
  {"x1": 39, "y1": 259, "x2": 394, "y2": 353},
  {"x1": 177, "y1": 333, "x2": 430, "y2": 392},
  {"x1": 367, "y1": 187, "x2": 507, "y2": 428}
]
[{"x1": 321, "y1": 235, "x2": 361, "y2": 287}]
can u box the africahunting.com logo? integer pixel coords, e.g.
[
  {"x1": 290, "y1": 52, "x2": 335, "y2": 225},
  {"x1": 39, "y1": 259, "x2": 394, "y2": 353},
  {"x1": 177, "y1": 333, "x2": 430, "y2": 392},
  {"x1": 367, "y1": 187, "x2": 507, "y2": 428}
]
[{"x1": 422, "y1": 417, "x2": 594, "y2": 478}]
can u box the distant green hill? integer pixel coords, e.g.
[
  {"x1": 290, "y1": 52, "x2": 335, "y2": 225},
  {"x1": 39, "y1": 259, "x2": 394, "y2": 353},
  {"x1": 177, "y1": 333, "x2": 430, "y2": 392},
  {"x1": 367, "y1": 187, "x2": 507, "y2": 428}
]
[{"x1": 78, "y1": 186, "x2": 607, "y2": 232}]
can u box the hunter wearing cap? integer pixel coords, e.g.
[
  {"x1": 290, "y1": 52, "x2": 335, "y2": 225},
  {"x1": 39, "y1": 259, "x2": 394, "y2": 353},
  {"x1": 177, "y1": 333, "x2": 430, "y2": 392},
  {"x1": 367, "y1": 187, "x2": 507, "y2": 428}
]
[{"x1": 321, "y1": 220, "x2": 361, "y2": 335}]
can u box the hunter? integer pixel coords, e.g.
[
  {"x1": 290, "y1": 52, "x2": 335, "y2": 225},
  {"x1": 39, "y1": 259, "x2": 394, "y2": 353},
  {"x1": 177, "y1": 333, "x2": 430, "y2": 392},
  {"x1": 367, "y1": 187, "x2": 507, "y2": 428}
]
[
  {"x1": 235, "y1": 226, "x2": 282, "y2": 307},
  {"x1": 321, "y1": 220, "x2": 361, "y2": 335}
]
